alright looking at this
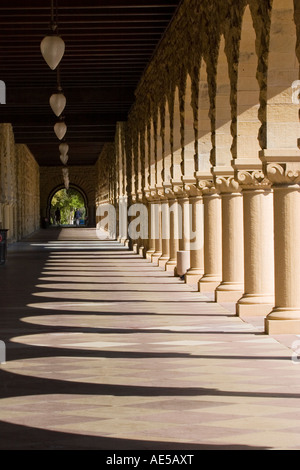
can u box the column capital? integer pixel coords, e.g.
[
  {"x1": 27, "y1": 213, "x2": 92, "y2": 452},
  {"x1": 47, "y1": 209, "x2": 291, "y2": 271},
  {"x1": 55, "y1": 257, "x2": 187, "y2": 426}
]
[
  {"x1": 183, "y1": 182, "x2": 202, "y2": 197},
  {"x1": 197, "y1": 179, "x2": 218, "y2": 195},
  {"x1": 260, "y1": 148, "x2": 300, "y2": 185},
  {"x1": 144, "y1": 189, "x2": 157, "y2": 202},
  {"x1": 155, "y1": 185, "x2": 169, "y2": 201},
  {"x1": 162, "y1": 182, "x2": 176, "y2": 200},
  {"x1": 137, "y1": 191, "x2": 145, "y2": 203},
  {"x1": 214, "y1": 175, "x2": 241, "y2": 194},
  {"x1": 172, "y1": 184, "x2": 187, "y2": 198},
  {"x1": 235, "y1": 169, "x2": 272, "y2": 190},
  {"x1": 263, "y1": 162, "x2": 300, "y2": 186}
]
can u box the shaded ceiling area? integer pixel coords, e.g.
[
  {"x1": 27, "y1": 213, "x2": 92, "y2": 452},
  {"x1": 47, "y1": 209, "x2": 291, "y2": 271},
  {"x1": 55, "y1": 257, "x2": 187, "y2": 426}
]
[{"x1": 0, "y1": 0, "x2": 182, "y2": 166}]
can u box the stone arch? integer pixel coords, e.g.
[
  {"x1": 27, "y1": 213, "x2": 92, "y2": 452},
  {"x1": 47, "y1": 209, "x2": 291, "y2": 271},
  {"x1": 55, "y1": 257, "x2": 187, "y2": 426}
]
[
  {"x1": 138, "y1": 124, "x2": 146, "y2": 194},
  {"x1": 182, "y1": 73, "x2": 195, "y2": 178},
  {"x1": 197, "y1": 58, "x2": 212, "y2": 174},
  {"x1": 40, "y1": 166, "x2": 96, "y2": 227},
  {"x1": 156, "y1": 104, "x2": 163, "y2": 188},
  {"x1": 235, "y1": 4, "x2": 261, "y2": 163},
  {"x1": 46, "y1": 182, "x2": 89, "y2": 226},
  {"x1": 144, "y1": 118, "x2": 151, "y2": 191},
  {"x1": 163, "y1": 96, "x2": 172, "y2": 184},
  {"x1": 266, "y1": 0, "x2": 299, "y2": 149},
  {"x1": 171, "y1": 85, "x2": 182, "y2": 182},
  {"x1": 214, "y1": 34, "x2": 232, "y2": 169},
  {"x1": 149, "y1": 114, "x2": 157, "y2": 189}
]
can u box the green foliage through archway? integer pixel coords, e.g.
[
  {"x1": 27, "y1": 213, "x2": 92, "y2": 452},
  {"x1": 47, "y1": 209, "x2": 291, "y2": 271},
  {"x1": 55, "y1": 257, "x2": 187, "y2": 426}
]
[{"x1": 50, "y1": 188, "x2": 86, "y2": 225}]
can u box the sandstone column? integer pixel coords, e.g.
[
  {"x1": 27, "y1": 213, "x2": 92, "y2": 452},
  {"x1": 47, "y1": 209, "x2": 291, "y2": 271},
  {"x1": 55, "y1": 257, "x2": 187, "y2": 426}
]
[
  {"x1": 151, "y1": 197, "x2": 163, "y2": 265},
  {"x1": 145, "y1": 196, "x2": 156, "y2": 260},
  {"x1": 176, "y1": 190, "x2": 190, "y2": 277},
  {"x1": 198, "y1": 180, "x2": 222, "y2": 293},
  {"x1": 185, "y1": 189, "x2": 204, "y2": 285},
  {"x1": 236, "y1": 170, "x2": 275, "y2": 317},
  {"x1": 261, "y1": 153, "x2": 300, "y2": 334},
  {"x1": 214, "y1": 175, "x2": 244, "y2": 302},
  {"x1": 158, "y1": 195, "x2": 170, "y2": 267},
  {"x1": 165, "y1": 187, "x2": 180, "y2": 272}
]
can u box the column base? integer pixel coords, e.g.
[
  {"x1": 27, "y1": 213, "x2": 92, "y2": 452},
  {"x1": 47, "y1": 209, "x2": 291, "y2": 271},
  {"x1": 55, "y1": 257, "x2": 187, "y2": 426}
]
[
  {"x1": 198, "y1": 275, "x2": 222, "y2": 293},
  {"x1": 132, "y1": 243, "x2": 138, "y2": 254},
  {"x1": 158, "y1": 256, "x2": 169, "y2": 268},
  {"x1": 265, "y1": 308, "x2": 300, "y2": 334},
  {"x1": 237, "y1": 303, "x2": 274, "y2": 318},
  {"x1": 265, "y1": 318, "x2": 300, "y2": 335},
  {"x1": 165, "y1": 260, "x2": 176, "y2": 273},
  {"x1": 151, "y1": 252, "x2": 162, "y2": 265},
  {"x1": 139, "y1": 246, "x2": 145, "y2": 257},
  {"x1": 185, "y1": 269, "x2": 204, "y2": 285},
  {"x1": 146, "y1": 249, "x2": 155, "y2": 260},
  {"x1": 237, "y1": 294, "x2": 274, "y2": 318},
  {"x1": 215, "y1": 282, "x2": 244, "y2": 303}
]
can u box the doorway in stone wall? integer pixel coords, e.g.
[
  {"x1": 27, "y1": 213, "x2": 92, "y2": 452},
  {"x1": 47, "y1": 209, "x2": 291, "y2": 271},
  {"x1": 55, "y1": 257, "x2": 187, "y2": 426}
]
[{"x1": 49, "y1": 187, "x2": 87, "y2": 227}]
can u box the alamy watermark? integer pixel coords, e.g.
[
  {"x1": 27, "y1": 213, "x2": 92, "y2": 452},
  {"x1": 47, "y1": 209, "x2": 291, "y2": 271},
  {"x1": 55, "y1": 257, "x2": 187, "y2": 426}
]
[{"x1": 96, "y1": 200, "x2": 204, "y2": 250}]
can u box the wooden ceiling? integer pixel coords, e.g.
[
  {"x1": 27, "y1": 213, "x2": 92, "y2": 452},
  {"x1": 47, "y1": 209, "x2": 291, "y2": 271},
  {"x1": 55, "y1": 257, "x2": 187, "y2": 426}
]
[{"x1": 0, "y1": 0, "x2": 182, "y2": 166}]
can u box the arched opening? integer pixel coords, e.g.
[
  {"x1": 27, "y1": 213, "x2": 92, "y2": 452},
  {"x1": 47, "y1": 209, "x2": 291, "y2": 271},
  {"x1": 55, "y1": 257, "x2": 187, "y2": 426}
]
[
  {"x1": 215, "y1": 35, "x2": 232, "y2": 169},
  {"x1": 183, "y1": 73, "x2": 196, "y2": 178},
  {"x1": 46, "y1": 184, "x2": 88, "y2": 228}
]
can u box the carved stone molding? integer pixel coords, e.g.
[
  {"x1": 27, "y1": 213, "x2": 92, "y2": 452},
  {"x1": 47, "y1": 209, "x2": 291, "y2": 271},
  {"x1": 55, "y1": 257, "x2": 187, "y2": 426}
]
[
  {"x1": 137, "y1": 191, "x2": 145, "y2": 203},
  {"x1": 197, "y1": 179, "x2": 217, "y2": 195},
  {"x1": 214, "y1": 175, "x2": 241, "y2": 194},
  {"x1": 156, "y1": 186, "x2": 168, "y2": 201},
  {"x1": 172, "y1": 184, "x2": 186, "y2": 198},
  {"x1": 144, "y1": 187, "x2": 160, "y2": 202},
  {"x1": 235, "y1": 169, "x2": 272, "y2": 190},
  {"x1": 264, "y1": 163, "x2": 300, "y2": 186},
  {"x1": 183, "y1": 182, "x2": 202, "y2": 197},
  {"x1": 163, "y1": 184, "x2": 176, "y2": 200}
]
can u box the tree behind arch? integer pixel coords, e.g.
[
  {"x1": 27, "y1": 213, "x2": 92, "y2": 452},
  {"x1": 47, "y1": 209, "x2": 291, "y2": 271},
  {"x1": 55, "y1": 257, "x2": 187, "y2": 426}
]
[{"x1": 51, "y1": 189, "x2": 86, "y2": 225}]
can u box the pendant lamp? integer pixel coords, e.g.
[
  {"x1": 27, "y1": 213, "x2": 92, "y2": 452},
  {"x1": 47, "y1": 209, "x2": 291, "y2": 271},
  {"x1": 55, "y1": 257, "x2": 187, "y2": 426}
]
[
  {"x1": 40, "y1": 0, "x2": 65, "y2": 70},
  {"x1": 50, "y1": 89, "x2": 66, "y2": 116},
  {"x1": 41, "y1": 35, "x2": 65, "y2": 70},
  {"x1": 60, "y1": 154, "x2": 69, "y2": 165},
  {"x1": 59, "y1": 142, "x2": 69, "y2": 156},
  {"x1": 54, "y1": 121, "x2": 67, "y2": 140}
]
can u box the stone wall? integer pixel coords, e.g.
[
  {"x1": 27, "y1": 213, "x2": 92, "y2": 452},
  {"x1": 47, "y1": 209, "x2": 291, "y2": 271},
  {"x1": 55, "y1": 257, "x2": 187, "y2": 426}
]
[
  {"x1": 15, "y1": 144, "x2": 40, "y2": 241},
  {"x1": 0, "y1": 124, "x2": 40, "y2": 242}
]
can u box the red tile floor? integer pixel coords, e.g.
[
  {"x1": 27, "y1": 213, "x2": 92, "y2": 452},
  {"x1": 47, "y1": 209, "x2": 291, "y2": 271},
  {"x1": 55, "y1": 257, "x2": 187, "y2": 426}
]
[{"x1": 0, "y1": 228, "x2": 300, "y2": 450}]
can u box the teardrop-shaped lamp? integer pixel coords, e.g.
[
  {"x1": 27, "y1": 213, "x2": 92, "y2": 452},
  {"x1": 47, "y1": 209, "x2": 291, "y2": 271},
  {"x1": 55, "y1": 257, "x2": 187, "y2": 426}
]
[
  {"x1": 50, "y1": 92, "x2": 66, "y2": 117},
  {"x1": 60, "y1": 154, "x2": 69, "y2": 165},
  {"x1": 59, "y1": 142, "x2": 69, "y2": 156},
  {"x1": 40, "y1": 34, "x2": 65, "y2": 70},
  {"x1": 54, "y1": 121, "x2": 67, "y2": 140}
]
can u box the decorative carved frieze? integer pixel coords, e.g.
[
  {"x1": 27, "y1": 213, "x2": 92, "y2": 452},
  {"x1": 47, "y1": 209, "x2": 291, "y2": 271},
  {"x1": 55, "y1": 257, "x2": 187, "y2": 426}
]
[
  {"x1": 235, "y1": 169, "x2": 271, "y2": 190},
  {"x1": 214, "y1": 175, "x2": 241, "y2": 194},
  {"x1": 263, "y1": 163, "x2": 300, "y2": 186},
  {"x1": 197, "y1": 179, "x2": 217, "y2": 195}
]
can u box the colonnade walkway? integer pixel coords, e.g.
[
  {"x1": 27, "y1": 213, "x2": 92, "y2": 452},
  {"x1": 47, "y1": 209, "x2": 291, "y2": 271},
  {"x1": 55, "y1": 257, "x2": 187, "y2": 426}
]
[{"x1": 1, "y1": 228, "x2": 300, "y2": 450}]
